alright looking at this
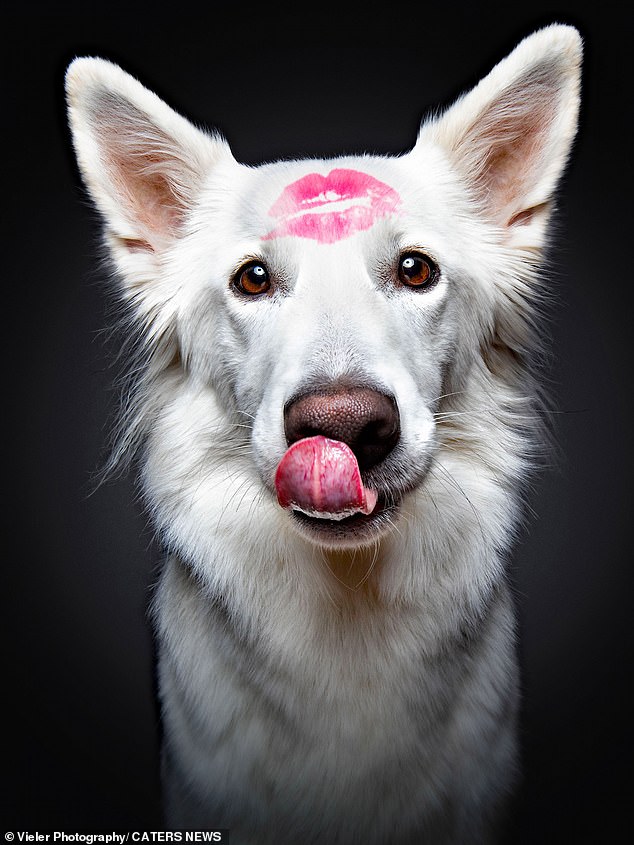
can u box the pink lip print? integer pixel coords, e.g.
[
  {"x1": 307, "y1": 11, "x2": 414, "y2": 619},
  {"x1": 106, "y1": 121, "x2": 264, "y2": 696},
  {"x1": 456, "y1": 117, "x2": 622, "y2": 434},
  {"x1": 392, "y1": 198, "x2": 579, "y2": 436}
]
[{"x1": 263, "y1": 168, "x2": 401, "y2": 244}]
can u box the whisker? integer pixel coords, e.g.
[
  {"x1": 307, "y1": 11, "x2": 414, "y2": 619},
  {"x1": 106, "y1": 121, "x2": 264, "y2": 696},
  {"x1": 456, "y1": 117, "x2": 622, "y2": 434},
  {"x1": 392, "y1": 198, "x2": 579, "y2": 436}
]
[
  {"x1": 216, "y1": 476, "x2": 257, "y2": 531},
  {"x1": 352, "y1": 540, "x2": 381, "y2": 590},
  {"x1": 430, "y1": 390, "x2": 468, "y2": 403},
  {"x1": 433, "y1": 408, "x2": 541, "y2": 422},
  {"x1": 429, "y1": 461, "x2": 488, "y2": 550}
]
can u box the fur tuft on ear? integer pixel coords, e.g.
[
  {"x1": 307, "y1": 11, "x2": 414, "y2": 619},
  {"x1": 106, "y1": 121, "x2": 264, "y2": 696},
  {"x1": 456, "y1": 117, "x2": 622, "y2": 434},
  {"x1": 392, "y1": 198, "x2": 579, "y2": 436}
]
[
  {"x1": 66, "y1": 58, "x2": 232, "y2": 253},
  {"x1": 419, "y1": 25, "x2": 581, "y2": 242}
]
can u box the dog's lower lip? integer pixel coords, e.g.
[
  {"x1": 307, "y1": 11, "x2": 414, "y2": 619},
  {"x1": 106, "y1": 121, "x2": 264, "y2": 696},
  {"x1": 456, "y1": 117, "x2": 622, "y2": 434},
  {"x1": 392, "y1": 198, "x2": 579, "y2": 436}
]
[{"x1": 291, "y1": 495, "x2": 394, "y2": 532}]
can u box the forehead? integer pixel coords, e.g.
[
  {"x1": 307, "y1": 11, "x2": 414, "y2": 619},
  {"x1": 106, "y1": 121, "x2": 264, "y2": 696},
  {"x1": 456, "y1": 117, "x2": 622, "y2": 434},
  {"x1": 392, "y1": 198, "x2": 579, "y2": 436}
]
[
  {"x1": 209, "y1": 147, "x2": 463, "y2": 261},
  {"x1": 232, "y1": 156, "x2": 419, "y2": 246},
  {"x1": 263, "y1": 166, "x2": 401, "y2": 244}
]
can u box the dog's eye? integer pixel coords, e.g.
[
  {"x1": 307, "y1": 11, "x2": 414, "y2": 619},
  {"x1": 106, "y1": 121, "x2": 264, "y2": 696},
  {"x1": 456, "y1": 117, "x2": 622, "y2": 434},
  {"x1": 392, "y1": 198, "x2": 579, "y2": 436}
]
[
  {"x1": 233, "y1": 262, "x2": 271, "y2": 296},
  {"x1": 398, "y1": 253, "x2": 439, "y2": 290}
]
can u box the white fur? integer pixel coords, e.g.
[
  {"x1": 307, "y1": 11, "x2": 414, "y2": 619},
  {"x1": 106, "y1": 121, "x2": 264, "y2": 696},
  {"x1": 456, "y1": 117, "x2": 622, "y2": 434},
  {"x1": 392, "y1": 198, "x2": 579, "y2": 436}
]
[{"x1": 66, "y1": 25, "x2": 581, "y2": 843}]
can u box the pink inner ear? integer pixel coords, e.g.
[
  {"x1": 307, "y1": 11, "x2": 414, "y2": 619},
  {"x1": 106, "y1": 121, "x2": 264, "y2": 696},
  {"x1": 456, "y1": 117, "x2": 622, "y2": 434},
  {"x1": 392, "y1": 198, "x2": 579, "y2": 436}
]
[
  {"x1": 106, "y1": 148, "x2": 186, "y2": 246},
  {"x1": 91, "y1": 93, "x2": 195, "y2": 248},
  {"x1": 458, "y1": 79, "x2": 559, "y2": 227},
  {"x1": 482, "y1": 108, "x2": 552, "y2": 219}
]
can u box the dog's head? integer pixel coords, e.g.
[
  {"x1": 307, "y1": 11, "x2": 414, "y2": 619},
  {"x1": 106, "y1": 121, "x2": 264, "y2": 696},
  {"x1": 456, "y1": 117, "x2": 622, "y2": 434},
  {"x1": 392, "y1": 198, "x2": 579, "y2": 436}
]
[{"x1": 66, "y1": 27, "x2": 581, "y2": 558}]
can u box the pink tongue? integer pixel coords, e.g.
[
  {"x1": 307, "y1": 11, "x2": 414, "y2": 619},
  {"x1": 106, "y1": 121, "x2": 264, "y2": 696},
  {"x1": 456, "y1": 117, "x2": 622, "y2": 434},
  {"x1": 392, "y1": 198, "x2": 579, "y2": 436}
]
[{"x1": 275, "y1": 436, "x2": 378, "y2": 520}]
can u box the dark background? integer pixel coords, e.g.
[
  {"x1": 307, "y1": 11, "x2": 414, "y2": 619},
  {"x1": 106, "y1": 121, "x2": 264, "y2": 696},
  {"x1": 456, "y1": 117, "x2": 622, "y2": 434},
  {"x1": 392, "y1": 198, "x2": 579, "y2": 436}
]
[{"x1": 4, "y1": 2, "x2": 632, "y2": 840}]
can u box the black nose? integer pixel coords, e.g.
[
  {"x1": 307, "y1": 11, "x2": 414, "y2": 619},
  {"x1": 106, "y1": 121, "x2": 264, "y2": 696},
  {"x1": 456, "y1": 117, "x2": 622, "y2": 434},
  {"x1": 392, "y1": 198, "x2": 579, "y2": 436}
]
[{"x1": 284, "y1": 385, "x2": 400, "y2": 471}]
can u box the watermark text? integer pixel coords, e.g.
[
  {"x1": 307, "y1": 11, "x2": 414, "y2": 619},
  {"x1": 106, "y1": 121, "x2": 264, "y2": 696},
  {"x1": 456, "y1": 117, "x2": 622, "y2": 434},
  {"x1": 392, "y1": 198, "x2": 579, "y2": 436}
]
[{"x1": 5, "y1": 834, "x2": 228, "y2": 844}]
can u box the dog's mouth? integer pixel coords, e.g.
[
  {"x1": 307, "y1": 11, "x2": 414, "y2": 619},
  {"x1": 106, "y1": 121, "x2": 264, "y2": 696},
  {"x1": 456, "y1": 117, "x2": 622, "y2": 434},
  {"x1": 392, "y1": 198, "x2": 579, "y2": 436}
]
[
  {"x1": 274, "y1": 435, "x2": 400, "y2": 545},
  {"x1": 290, "y1": 494, "x2": 398, "y2": 545}
]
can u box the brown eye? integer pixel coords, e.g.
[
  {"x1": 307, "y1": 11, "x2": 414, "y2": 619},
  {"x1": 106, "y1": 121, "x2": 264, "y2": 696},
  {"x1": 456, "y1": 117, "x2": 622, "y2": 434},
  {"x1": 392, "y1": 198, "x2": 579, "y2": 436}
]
[
  {"x1": 234, "y1": 262, "x2": 271, "y2": 296},
  {"x1": 398, "y1": 253, "x2": 438, "y2": 290}
]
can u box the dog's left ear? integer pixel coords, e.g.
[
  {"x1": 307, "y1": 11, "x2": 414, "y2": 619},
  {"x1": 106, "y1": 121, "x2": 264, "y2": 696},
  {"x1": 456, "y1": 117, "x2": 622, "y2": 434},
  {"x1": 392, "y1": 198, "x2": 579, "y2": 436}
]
[{"x1": 417, "y1": 25, "x2": 582, "y2": 244}]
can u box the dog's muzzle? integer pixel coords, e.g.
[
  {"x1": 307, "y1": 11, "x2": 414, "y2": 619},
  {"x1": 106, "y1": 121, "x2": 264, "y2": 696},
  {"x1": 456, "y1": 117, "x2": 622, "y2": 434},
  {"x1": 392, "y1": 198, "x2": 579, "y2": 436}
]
[{"x1": 275, "y1": 385, "x2": 400, "y2": 520}]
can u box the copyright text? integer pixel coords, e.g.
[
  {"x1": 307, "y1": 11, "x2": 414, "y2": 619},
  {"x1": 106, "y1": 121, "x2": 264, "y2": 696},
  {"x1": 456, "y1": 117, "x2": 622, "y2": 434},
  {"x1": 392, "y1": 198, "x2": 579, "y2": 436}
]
[{"x1": 5, "y1": 834, "x2": 228, "y2": 844}]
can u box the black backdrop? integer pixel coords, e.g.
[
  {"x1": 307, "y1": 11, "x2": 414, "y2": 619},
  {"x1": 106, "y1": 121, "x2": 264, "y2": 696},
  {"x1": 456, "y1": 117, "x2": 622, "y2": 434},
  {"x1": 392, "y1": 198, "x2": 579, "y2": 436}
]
[{"x1": 5, "y1": 2, "x2": 632, "y2": 840}]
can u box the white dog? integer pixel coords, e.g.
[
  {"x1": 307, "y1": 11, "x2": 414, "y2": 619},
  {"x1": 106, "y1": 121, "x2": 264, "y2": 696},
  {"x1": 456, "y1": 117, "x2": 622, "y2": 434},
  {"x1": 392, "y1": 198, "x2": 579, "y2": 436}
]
[{"x1": 66, "y1": 25, "x2": 581, "y2": 843}]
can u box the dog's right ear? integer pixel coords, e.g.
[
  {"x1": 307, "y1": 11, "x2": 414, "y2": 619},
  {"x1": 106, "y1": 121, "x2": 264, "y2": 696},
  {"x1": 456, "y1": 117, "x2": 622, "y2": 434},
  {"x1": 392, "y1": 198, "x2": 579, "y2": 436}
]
[{"x1": 65, "y1": 58, "x2": 233, "y2": 259}]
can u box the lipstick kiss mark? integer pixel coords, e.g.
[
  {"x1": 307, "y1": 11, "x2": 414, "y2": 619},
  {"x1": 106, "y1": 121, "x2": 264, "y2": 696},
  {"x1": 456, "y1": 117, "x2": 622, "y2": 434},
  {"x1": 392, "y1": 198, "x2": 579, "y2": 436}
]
[{"x1": 263, "y1": 168, "x2": 401, "y2": 244}]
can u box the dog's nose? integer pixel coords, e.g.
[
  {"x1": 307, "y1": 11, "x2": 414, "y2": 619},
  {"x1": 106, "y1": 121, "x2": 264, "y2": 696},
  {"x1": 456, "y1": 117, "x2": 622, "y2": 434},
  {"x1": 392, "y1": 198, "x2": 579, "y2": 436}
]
[{"x1": 284, "y1": 386, "x2": 400, "y2": 471}]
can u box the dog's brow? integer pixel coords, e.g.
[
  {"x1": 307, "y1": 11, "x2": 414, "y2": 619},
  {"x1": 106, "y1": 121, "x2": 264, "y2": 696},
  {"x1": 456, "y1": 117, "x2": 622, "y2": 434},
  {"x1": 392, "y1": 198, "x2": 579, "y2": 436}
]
[{"x1": 262, "y1": 168, "x2": 401, "y2": 244}]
